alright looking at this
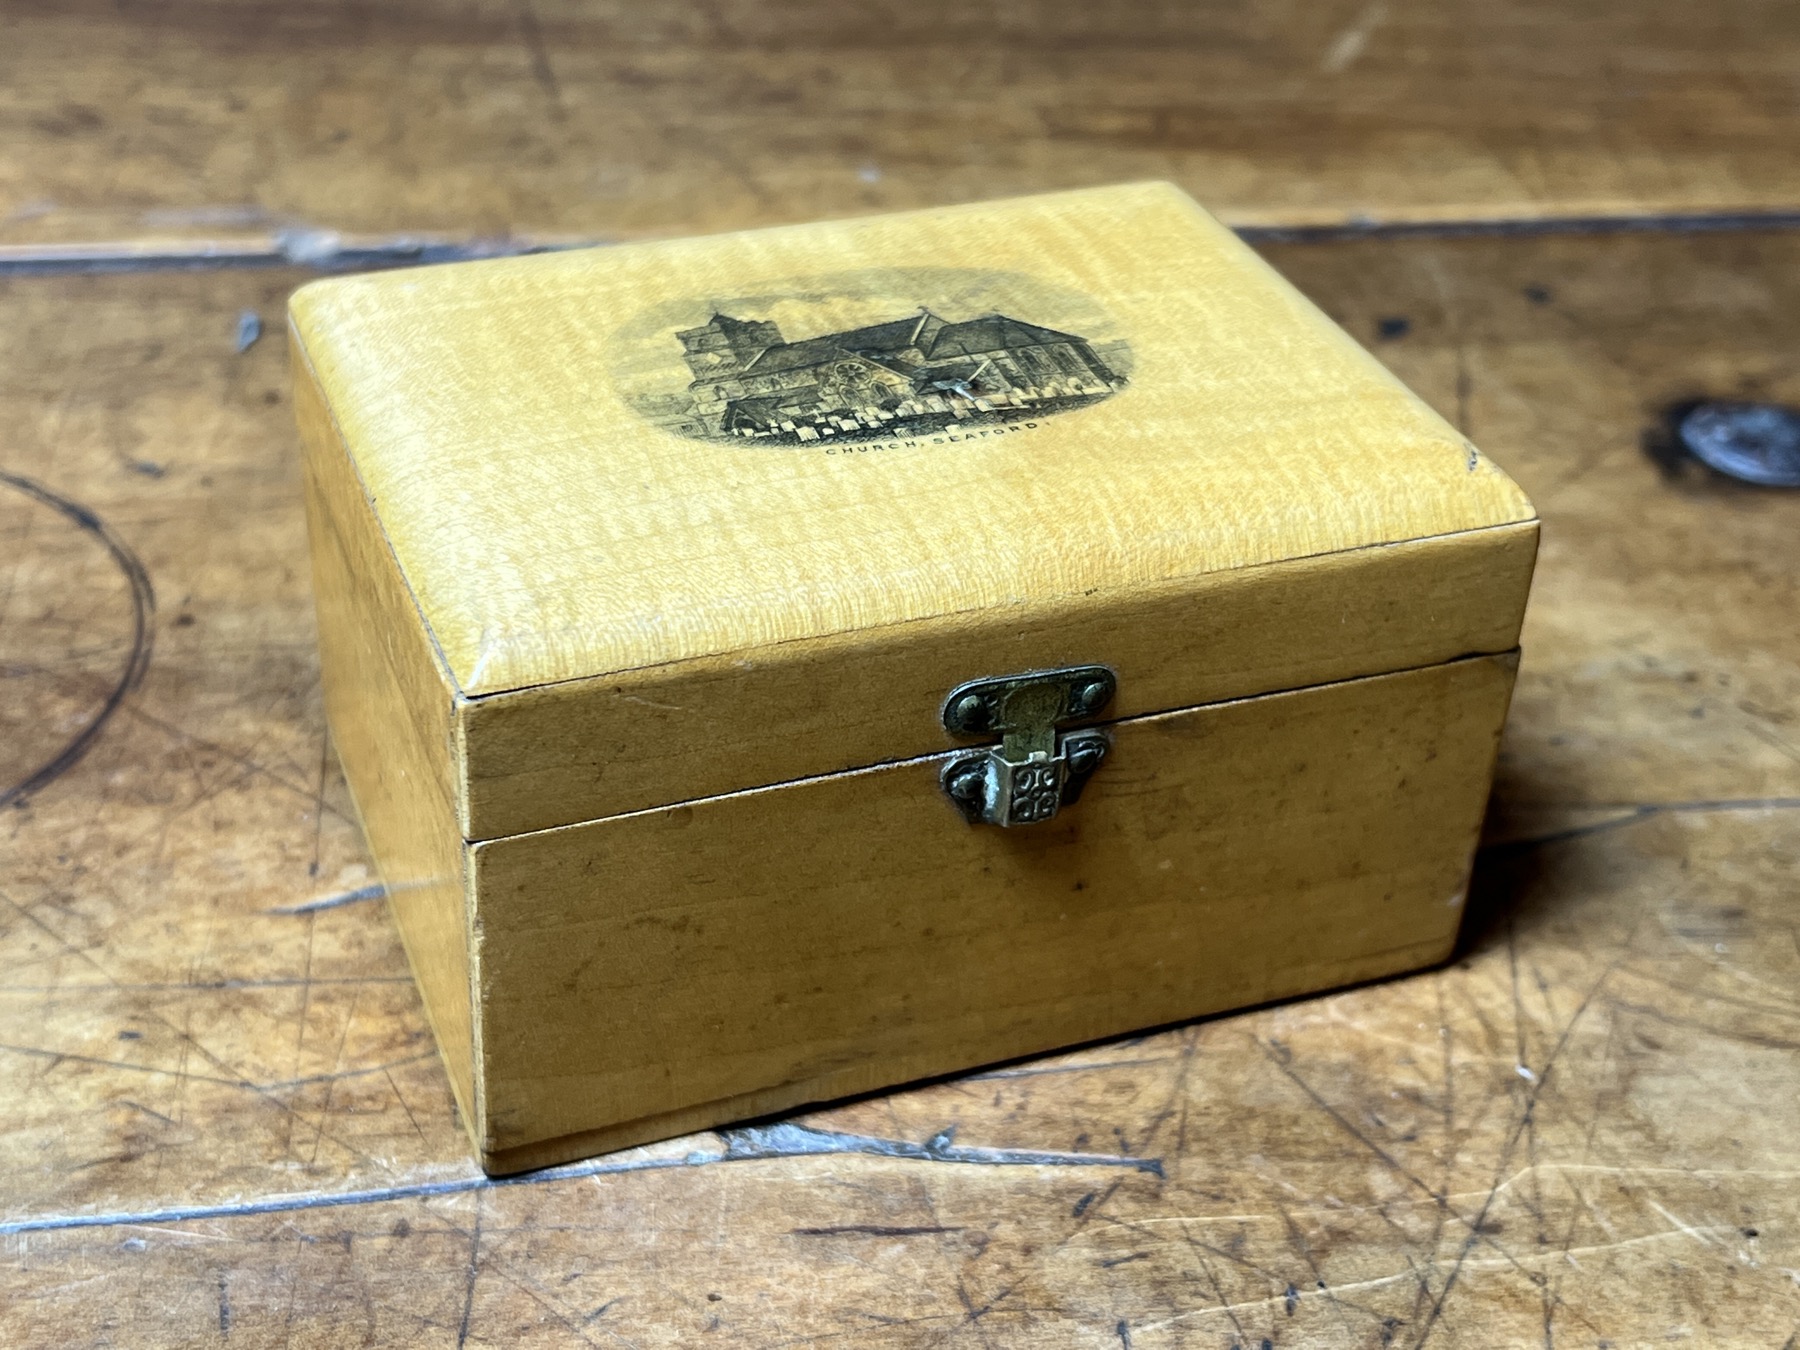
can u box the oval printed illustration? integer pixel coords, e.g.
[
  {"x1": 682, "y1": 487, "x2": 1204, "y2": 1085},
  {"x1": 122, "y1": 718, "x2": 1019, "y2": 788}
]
[{"x1": 614, "y1": 267, "x2": 1132, "y2": 447}]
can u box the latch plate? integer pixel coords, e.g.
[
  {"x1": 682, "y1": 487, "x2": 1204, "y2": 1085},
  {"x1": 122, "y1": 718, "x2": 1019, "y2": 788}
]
[{"x1": 940, "y1": 666, "x2": 1116, "y2": 827}]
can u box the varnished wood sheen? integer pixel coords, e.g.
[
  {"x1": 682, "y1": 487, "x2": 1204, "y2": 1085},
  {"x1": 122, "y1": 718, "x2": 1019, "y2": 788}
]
[
  {"x1": 291, "y1": 183, "x2": 1535, "y2": 836},
  {"x1": 476, "y1": 655, "x2": 1517, "y2": 1172},
  {"x1": 291, "y1": 184, "x2": 1535, "y2": 1168},
  {"x1": 462, "y1": 522, "x2": 1537, "y2": 837},
  {"x1": 295, "y1": 355, "x2": 477, "y2": 1130},
  {"x1": 4, "y1": 228, "x2": 1799, "y2": 1342}
]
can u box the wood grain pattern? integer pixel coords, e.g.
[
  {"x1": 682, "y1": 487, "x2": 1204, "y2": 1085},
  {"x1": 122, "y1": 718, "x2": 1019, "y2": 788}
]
[
  {"x1": 474, "y1": 654, "x2": 1517, "y2": 1173},
  {"x1": 295, "y1": 183, "x2": 1534, "y2": 1168},
  {"x1": 291, "y1": 184, "x2": 1533, "y2": 699},
  {"x1": 462, "y1": 522, "x2": 1538, "y2": 837},
  {"x1": 291, "y1": 183, "x2": 1534, "y2": 835},
  {"x1": 3, "y1": 0, "x2": 1800, "y2": 247},
  {"x1": 296, "y1": 347, "x2": 477, "y2": 1130},
  {"x1": 4, "y1": 228, "x2": 1800, "y2": 1343}
]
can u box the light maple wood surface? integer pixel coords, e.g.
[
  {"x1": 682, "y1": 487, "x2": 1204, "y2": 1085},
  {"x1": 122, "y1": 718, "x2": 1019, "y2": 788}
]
[
  {"x1": 292, "y1": 185, "x2": 1533, "y2": 702},
  {"x1": 4, "y1": 229, "x2": 1799, "y2": 1342},
  {"x1": 292, "y1": 183, "x2": 1535, "y2": 835},
  {"x1": 296, "y1": 349, "x2": 477, "y2": 1132},
  {"x1": 460, "y1": 523, "x2": 1537, "y2": 838},
  {"x1": 294, "y1": 183, "x2": 1535, "y2": 1170},
  {"x1": 473, "y1": 655, "x2": 1518, "y2": 1173},
  {"x1": 3, "y1": 0, "x2": 1800, "y2": 248}
]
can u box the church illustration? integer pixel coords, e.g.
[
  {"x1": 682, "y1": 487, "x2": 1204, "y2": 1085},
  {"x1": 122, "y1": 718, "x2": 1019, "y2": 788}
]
[{"x1": 650, "y1": 307, "x2": 1126, "y2": 444}]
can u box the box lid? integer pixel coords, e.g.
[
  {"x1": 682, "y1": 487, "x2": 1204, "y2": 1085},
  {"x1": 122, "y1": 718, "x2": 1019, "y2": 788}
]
[{"x1": 290, "y1": 183, "x2": 1536, "y2": 841}]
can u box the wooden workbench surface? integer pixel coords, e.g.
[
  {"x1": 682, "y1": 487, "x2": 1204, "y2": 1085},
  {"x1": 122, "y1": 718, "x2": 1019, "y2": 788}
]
[
  {"x1": 4, "y1": 1, "x2": 1800, "y2": 1343},
  {"x1": 4, "y1": 0, "x2": 1800, "y2": 250},
  {"x1": 4, "y1": 226, "x2": 1797, "y2": 1346}
]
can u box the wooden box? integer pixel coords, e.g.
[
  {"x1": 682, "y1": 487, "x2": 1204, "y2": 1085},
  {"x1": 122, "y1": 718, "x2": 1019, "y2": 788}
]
[{"x1": 290, "y1": 183, "x2": 1537, "y2": 1174}]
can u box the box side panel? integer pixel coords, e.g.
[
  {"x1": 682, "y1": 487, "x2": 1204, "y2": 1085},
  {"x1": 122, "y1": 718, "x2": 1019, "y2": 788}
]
[
  {"x1": 471, "y1": 651, "x2": 1517, "y2": 1173},
  {"x1": 293, "y1": 338, "x2": 479, "y2": 1132},
  {"x1": 461, "y1": 520, "x2": 1537, "y2": 839}
]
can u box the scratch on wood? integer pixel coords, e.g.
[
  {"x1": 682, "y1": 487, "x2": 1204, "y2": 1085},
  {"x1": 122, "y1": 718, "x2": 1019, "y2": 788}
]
[
  {"x1": 0, "y1": 1121, "x2": 1157, "y2": 1236},
  {"x1": 720, "y1": 1121, "x2": 1163, "y2": 1175},
  {"x1": 0, "y1": 976, "x2": 411, "y2": 993},
  {"x1": 1480, "y1": 796, "x2": 1800, "y2": 856},
  {"x1": 790, "y1": 1224, "x2": 960, "y2": 1238},
  {"x1": 6, "y1": 212, "x2": 1800, "y2": 282},
  {"x1": 266, "y1": 883, "x2": 387, "y2": 915},
  {"x1": 1320, "y1": 0, "x2": 1387, "y2": 73},
  {"x1": 966, "y1": 1056, "x2": 1169, "y2": 1082},
  {"x1": 457, "y1": 1199, "x2": 482, "y2": 1349},
  {"x1": 1412, "y1": 957, "x2": 1621, "y2": 1348},
  {"x1": 0, "y1": 470, "x2": 155, "y2": 810},
  {"x1": 118, "y1": 1099, "x2": 177, "y2": 1126},
  {"x1": 513, "y1": 0, "x2": 563, "y2": 105}
]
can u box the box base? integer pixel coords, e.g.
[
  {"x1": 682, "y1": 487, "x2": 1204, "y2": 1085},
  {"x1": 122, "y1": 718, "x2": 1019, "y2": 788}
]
[{"x1": 467, "y1": 653, "x2": 1514, "y2": 1172}]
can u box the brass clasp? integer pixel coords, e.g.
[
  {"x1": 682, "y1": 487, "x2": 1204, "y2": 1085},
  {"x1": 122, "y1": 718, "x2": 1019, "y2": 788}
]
[{"x1": 939, "y1": 665, "x2": 1115, "y2": 827}]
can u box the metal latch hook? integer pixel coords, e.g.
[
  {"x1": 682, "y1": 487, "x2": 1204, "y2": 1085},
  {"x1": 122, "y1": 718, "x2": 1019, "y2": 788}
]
[{"x1": 939, "y1": 665, "x2": 1115, "y2": 827}]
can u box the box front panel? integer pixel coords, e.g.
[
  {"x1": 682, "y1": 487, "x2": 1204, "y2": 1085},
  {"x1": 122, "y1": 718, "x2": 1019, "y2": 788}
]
[
  {"x1": 460, "y1": 521, "x2": 1538, "y2": 839},
  {"x1": 292, "y1": 185, "x2": 1536, "y2": 851},
  {"x1": 471, "y1": 654, "x2": 1515, "y2": 1171}
]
